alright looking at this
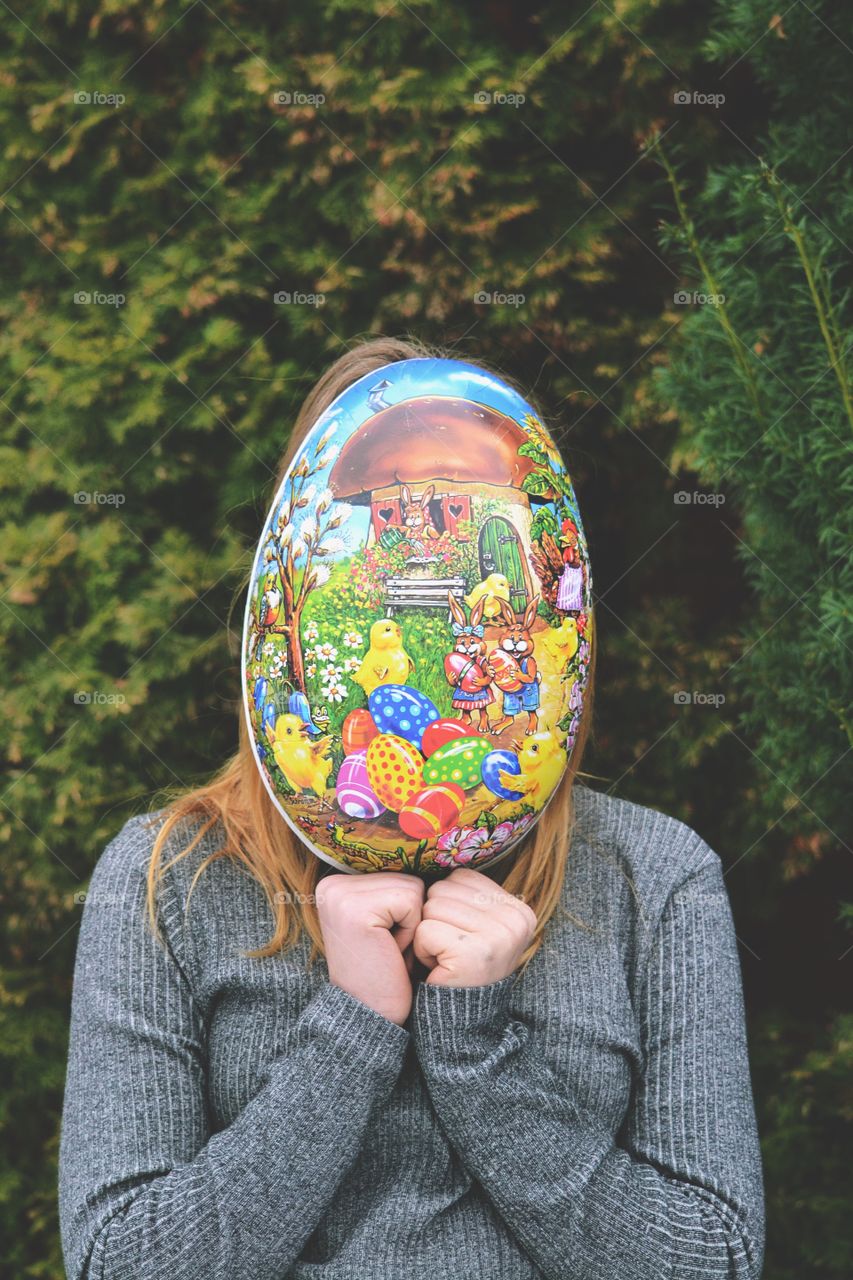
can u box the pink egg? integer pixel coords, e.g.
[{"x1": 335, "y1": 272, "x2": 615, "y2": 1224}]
[
  {"x1": 335, "y1": 750, "x2": 386, "y2": 820},
  {"x1": 444, "y1": 651, "x2": 486, "y2": 694}
]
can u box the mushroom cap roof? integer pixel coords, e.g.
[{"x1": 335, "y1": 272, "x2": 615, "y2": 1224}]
[{"x1": 327, "y1": 395, "x2": 552, "y2": 498}]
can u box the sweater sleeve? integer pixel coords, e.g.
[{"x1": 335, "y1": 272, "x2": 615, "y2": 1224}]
[
  {"x1": 58, "y1": 820, "x2": 410, "y2": 1280},
  {"x1": 410, "y1": 853, "x2": 765, "y2": 1280}
]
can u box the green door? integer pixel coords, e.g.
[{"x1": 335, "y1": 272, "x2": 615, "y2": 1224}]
[{"x1": 479, "y1": 517, "x2": 527, "y2": 612}]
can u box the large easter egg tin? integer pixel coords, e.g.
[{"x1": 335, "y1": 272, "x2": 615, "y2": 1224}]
[{"x1": 241, "y1": 357, "x2": 593, "y2": 874}]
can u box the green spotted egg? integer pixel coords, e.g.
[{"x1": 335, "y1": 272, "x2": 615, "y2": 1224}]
[{"x1": 423, "y1": 734, "x2": 492, "y2": 790}]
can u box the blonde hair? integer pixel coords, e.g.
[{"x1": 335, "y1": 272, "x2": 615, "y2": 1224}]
[{"x1": 145, "y1": 335, "x2": 596, "y2": 970}]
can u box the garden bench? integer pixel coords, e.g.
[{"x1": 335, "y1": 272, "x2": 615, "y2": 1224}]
[{"x1": 383, "y1": 574, "x2": 466, "y2": 618}]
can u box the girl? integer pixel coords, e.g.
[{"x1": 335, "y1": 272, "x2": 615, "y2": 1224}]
[{"x1": 59, "y1": 336, "x2": 764, "y2": 1279}]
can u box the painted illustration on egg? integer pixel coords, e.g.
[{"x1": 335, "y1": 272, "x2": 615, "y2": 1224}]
[{"x1": 241, "y1": 358, "x2": 594, "y2": 874}]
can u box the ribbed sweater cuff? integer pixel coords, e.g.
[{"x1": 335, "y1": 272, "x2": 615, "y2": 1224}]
[
  {"x1": 410, "y1": 973, "x2": 520, "y2": 1074},
  {"x1": 286, "y1": 980, "x2": 410, "y2": 1077}
]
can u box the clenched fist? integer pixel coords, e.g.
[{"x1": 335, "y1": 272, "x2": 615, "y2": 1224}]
[
  {"x1": 413, "y1": 867, "x2": 537, "y2": 988},
  {"x1": 316, "y1": 872, "x2": 425, "y2": 1025}
]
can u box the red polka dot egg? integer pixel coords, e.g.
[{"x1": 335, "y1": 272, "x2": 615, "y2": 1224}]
[{"x1": 365, "y1": 733, "x2": 425, "y2": 813}]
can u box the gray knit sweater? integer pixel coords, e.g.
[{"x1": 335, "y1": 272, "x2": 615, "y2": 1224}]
[{"x1": 58, "y1": 783, "x2": 765, "y2": 1279}]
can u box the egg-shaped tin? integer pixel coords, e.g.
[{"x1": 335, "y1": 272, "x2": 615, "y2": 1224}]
[{"x1": 241, "y1": 356, "x2": 593, "y2": 874}]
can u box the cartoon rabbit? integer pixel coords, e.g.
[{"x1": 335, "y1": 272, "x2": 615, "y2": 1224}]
[
  {"x1": 488, "y1": 595, "x2": 542, "y2": 736},
  {"x1": 444, "y1": 591, "x2": 495, "y2": 734},
  {"x1": 400, "y1": 483, "x2": 440, "y2": 556}
]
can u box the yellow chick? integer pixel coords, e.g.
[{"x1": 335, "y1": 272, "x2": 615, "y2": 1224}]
[
  {"x1": 497, "y1": 732, "x2": 567, "y2": 812},
  {"x1": 353, "y1": 618, "x2": 415, "y2": 695},
  {"x1": 464, "y1": 573, "x2": 511, "y2": 620},
  {"x1": 265, "y1": 714, "x2": 333, "y2": 798},
  {"x1": 541, "y1": 617, "x2": 579, "y2": 667}
]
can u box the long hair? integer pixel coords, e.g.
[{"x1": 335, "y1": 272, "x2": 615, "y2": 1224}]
[{"x1": 144, "y1": 335, "x2": 596, "y2": 970}]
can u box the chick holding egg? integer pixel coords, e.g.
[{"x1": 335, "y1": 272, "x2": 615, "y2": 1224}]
[{"x1": 495, "y1": 731, "x2": 567, "y2": 814}]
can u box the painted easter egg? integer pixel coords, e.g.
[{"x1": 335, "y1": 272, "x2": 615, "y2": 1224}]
[
  {"x1": 421, "y1": 716, "x2": 471, "y2": 758},
  {"x1": 424, "y1": 735, "x2": 492, "y2": 790},
  {"x1": 342, "y1": 708, "x2": 379, "y2": 755},
  {"x1": 399, "y1": 783, "x2": 466, "y2": 839},
  {"x1": 481, "y1": 748, "x2": 524, "y2": 800},
  {"x1": 366, "y1": 734, "x2": 425, "y2": 812},
  {"x1": 488, "y1": 649, "x2": 523, "y2": 692},
  {"x1": 368, "y1": 683, "x2": 440, "y2": 747},
  {"x1": 335, "y1": 750, "x2": 386, "y2": 819},
  {"x1": 444, "y1": 651, "x2": 485, "y2": 694}
]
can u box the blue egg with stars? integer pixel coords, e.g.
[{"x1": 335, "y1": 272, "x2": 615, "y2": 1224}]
[
  {"x1": 368, "y1": 683, "x2": 439, "y2": 747},
  {"x1": 481, "y1": 748, "x2": 524, "y2": 801}
]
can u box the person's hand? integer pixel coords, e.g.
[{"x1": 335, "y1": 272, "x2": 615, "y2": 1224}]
[
  {"x1": 316, "y1": 872, "x2": 425, "y2": 1025},
  {"x1": 413, "y1": 867, "x2": 537, "y2": 987}
]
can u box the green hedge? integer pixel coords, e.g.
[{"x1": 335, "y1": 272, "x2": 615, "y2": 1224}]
[{"x1": 0, "y1": 2, "x2": 849, "y2": 1275}]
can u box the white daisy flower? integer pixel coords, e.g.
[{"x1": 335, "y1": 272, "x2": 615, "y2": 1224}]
[
  {"x1": 303, "y1": 621, "x2": 319, "y2": 642},
  {"x1": 342, "y1": 631, "x2": 363, "y2": 649},
  {"x1": 305, "y1": 663, "x2": 317, "y2": 679},
  {"x1": 343, "y1": 656, "x2": 360, "y2": 674},
  {"x1": 320, "y1": 662, "x2": 343, "y2": 681},
  {"x1": 322, "y1": 679, "x2": 347, "y2": 703},
  {"x1": 316, "y1": 642, "x2": 338, "y2": 661}
]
